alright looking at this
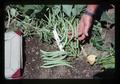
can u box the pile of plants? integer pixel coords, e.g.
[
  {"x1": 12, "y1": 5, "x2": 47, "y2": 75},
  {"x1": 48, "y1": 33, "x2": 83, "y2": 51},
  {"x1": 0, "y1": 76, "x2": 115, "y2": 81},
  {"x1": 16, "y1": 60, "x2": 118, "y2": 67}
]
[{"x1": 5, "y1": 5, "x2": 115, "y2": 69}]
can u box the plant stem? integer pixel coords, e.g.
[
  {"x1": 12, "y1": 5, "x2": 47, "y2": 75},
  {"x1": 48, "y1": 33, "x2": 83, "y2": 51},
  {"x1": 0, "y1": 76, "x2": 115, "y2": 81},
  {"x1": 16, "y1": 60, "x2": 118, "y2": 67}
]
[
  {"x1": 81, "y1": 46, "x2": 87, "y2": 57},
  {"x1": 6, "y1": 7, "x2": 11, "y2": 28}
]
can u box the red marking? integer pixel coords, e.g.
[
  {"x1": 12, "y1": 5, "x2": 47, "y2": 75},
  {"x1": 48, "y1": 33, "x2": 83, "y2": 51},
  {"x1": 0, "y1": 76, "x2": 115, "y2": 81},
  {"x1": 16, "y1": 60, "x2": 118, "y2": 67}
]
[
  {"x1": 15, "y1": 30, "x2": 22, "y2": 36},
  {"x1": 11, "y1": 69, "x2": 22, "y2": 79}
]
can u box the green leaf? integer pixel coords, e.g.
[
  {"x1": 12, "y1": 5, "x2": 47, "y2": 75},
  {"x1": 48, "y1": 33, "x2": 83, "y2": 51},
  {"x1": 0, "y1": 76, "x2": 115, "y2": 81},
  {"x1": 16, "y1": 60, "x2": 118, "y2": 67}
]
[
  {"x1": 52, "y1": 5, "x2": 61, "y2": 15},
  {"x1": 97, "y1": 51, "x2": 115, "y2": 69},
  {"x1": 62, "y1": 5, "x2": 73, "y2": 17},
  {"x1": 100, "y1": 11, "x2": 115, "y2": 23},
  {"x1": 10, "y1": 8, "x2": 17, "y2": 17},
  {"x1": 71, "y1": 5, "x2": 86, "y2": 16},
  {"x1": 16, "y1": 5, "x2": 45, "y2": 15},
  {"x1": 103, "y1": 63, "x2": 115, "y2": 69},
  {"x1": 41, "y1": 63, "x2": 72, "y2": 68}
]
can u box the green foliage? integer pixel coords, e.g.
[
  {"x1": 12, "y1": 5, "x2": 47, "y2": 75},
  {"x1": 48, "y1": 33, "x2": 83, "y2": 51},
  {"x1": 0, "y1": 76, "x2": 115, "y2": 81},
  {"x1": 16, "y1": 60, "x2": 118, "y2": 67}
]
[
  {"x1": 10, "y1": 8, "x2": 18, "y2": 17},
  {"x1": 40, "y1": 50, "x2": 72, "y2": 68},
  {"x1": 90, "y1": 20, "x2": 104, "y2": 51},
  {"x1": 15, "y1": 5, "x2": 45, "y2": 17},
  {"x1": 63, "y1": 17, "x2": 81, "y2": 57},
  {"x1": 62, "y1": 5, "x2": 86, "y2": 17},
  {"x1": 90, "y1": 9, "x2": 115, "y2": 51},
  {"x1": 100, "y1": 11, "x2": 115, "y2": 23},
  {"x1": 90, "y1": 10, "x2": 115, "y2": 69},
  {"x1": 39, "y1": 9, "x2": 81, "y2": 68},
  {"x1": 51, "y1": 5, "x2": 61, "y2": 15},
  {"x1": 62, "y1": 5, "x2": 73, "y2": 17},
  {"x1": 5, "y1": 5, "x2": 54, "y2": 43},
  {"x1": 71, "y1": 5, "x2": 86, "y2": 16},
  {"x1": 97, "y1": 45, "x2": 115, "y2": 69}
]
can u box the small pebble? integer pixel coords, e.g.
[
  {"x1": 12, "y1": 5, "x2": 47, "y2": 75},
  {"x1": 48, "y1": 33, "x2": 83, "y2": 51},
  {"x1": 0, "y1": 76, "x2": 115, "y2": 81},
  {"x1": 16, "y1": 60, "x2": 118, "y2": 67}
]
[
  {"x1": 28, "y1": 51, "x2": 30, "y2": 54},
  {"x1": 31, "y1": 68, "x2": 34, "y2": 71},
  {"x1": 32, "y1": 59, "x2": 35, "y2": 62},
  {"x1": 83, "y1": 70, "x2": 87, "y2": 73},
  {"x1": 86, "y1": 73, "x2": 90, "y2": 77},
  {"x1": 37, "y1": 66, "x2": 40, "y2": 69},
  {"x1": 31, "y1": 49, "x2": 35, "y2": 52},
  {"x1": 28, "y1": 62, "x2": 31, "y2": 64},
  {"x1": 35, "y1": 52, "x2": 39, "y2": 55},
  {"x1": 27, "y1": 38, "x2": 31, "y2": 42}
]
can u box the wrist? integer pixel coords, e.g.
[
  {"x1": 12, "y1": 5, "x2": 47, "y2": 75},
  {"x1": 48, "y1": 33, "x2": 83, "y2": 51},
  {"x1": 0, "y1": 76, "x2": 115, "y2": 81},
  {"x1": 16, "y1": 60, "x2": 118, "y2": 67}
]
[
  {"x1": 86, "y1": 5, "x2": 98, "y2": 14},
  {"x1": 84, "y1": 10, "x2": 95, "y2": 17},
  {"x1": 84, "y1": 5, "x2": 98, "y2": 17}
]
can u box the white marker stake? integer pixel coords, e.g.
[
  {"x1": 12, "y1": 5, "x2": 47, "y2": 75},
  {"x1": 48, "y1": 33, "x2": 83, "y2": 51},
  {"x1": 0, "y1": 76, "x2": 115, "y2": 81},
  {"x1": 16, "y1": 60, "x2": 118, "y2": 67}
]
[{"x1": 53, "y1": 26, "x2": 64, "y2": 51}]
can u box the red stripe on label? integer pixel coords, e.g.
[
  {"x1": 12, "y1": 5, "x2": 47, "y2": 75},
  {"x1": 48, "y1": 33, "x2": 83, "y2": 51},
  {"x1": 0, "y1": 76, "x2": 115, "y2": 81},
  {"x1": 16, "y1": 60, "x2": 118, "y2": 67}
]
[
  {"x1": 15, "y1": 30, "x2": 22, "y2": 36},
  {"x1": 11, "y1": 69, "x2": 21, "y2": 79}
]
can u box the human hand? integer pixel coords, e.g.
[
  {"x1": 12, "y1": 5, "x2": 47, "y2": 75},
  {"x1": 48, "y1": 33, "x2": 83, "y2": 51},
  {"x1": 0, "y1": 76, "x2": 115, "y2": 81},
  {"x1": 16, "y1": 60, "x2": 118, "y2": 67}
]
[
  {"x1": 68, "y1": 5, "x2": 98, "y2": 41},
  {"x1": 68, "y1": 14, "x2": 93, "y2": 41},
  {"x1": 77, "y1": 14, "x2": 93, "y2": 41}
]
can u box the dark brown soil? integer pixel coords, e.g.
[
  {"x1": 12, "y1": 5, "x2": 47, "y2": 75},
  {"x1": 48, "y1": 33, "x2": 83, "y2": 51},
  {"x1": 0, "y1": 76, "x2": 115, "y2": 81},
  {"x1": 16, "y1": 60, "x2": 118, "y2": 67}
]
[{"x1": 22, "y1": 8, "x2": 115, "y2": 79}]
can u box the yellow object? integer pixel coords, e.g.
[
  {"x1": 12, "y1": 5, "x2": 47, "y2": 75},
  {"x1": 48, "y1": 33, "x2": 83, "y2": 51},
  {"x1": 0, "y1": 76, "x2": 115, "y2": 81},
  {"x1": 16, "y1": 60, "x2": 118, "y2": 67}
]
[{"x1": 87, "y1": 55, "x2": 97, "y2": 65}]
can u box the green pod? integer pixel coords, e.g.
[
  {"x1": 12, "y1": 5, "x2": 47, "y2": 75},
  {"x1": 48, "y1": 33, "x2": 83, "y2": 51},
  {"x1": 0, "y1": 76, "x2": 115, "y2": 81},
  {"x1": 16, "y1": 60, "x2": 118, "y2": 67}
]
[{"x1": 41, "y1": 63, "x2": 72, "y2": 68}]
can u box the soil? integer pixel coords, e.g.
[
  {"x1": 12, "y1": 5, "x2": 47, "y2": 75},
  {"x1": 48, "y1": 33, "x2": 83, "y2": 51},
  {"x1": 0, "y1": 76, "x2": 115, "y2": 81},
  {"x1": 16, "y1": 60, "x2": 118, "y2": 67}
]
[{"x1": 22, "y1": 8, "x2": 115, "y2": 79}]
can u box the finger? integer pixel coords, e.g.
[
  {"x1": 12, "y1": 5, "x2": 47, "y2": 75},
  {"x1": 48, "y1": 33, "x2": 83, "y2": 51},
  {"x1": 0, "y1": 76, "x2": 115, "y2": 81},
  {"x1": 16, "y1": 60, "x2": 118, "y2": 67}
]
[
  {"x1": 84, "y1": 26, "x2": 89, "y2": 37},
  {"x1": 84, "y1": 22, "x2": 92, "y2": 37},
  {"x1": 83, "y1": 15, "x2": 92, "y2": 37},
  {"x1": 77, "y1": 20, "x2": 84, "y2": 36},
  {"x1": 78, "y1": 34, "x2": 86, "y2": 41}
]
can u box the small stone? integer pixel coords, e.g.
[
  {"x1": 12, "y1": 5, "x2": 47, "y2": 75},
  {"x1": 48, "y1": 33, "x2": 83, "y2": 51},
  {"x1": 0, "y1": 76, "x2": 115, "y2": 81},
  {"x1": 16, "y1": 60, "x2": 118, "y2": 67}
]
[
  {"x1": 32, "y1": 59, "x2": 35, "y2": 62},
  {"x1": 35, "y1": 52, "x2": 39, "y2": 55},
  {"x1": 83, "y1": 70, "x2": 87, "y2": 73},
  {"x1": 87, "y1": 55, "x2": 97, "y2": 65},
  {"x1": 28, "y1": 51, "x2": 30, "y2": 54},
  {"x1": 28, "y1": 62, "x2": 31, "y2": 64},
  {"x1": 31, "y1": 49, "x2": 35, "y2": 52},
  {"x1": 37, "y1": 66, "x2": 40, "y2": 69},
  {"x1": 27, "y1": 38, "x2": 31, "y2": 42},
  {"x1": 86, "y1": 73, "x2": 90, "y2": 77}
]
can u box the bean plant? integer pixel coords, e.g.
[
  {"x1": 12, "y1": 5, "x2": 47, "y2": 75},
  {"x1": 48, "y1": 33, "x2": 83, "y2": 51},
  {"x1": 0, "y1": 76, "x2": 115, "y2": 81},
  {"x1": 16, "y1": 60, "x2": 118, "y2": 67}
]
[{"x1": 39, "y1": 7, "x2": 82, "y2": 68}]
